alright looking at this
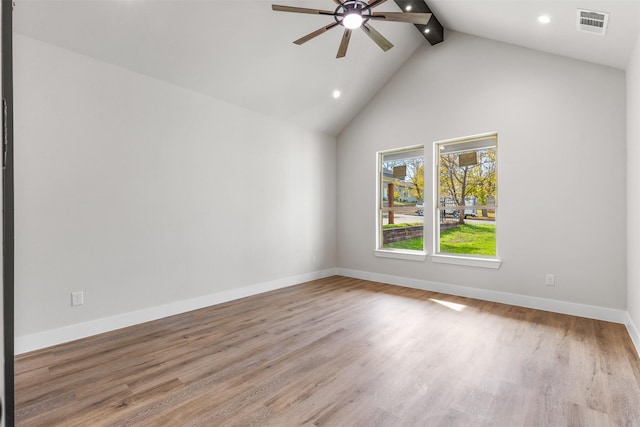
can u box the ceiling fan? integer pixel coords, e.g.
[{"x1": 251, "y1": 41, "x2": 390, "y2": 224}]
[{"x1": 272, "y1": 0, "x2": 432, "y2": 58}]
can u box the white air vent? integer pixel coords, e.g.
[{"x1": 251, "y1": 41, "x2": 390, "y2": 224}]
[{"x1": 577, "y1": 9, "x2": 609, "y2": 35}]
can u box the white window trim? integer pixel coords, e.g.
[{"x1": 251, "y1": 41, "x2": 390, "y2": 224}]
[
  {"x1": 376, "y1": 145, "x2": 426, "y2": 258},
  {"x1": 430, "y1": 254, "x2": 501, "y2": 269},
  {"x1": 433, "y1": 132, "x2": 500, "y2": 265},
  {"x1": 375, "y1": 248, "x2": 428, "y2": 261}
]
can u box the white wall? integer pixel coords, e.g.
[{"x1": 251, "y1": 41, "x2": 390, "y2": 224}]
[
  {"x1": 13, "y1": 34, "x2": 336, "y2": 348},
  {"x1": 627, "y1": 30, "x2": 640, "y2": 341},
  {"x1": 337, "y1": 31, "x2": 627, "y2": 310}
]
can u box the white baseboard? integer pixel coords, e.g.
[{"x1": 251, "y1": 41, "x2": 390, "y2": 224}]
[
  {"x1": 15, "y1": 268, "x2": 338, "y2": 355},
  {"x1": 337, "y1": 268, "x2": 629, "y2": 324},
  {"x1": 625, "y1": 313, "x2": 640, "y2": 358}
]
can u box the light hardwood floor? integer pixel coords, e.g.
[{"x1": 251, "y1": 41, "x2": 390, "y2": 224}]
[{"x1": 15, "y1": 276, "x2": 640, "y2": 426}]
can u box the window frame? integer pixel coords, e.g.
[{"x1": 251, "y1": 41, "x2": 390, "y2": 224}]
[
  {"x1": 431, "y1": 133, "x2": 501, "y2": 269},
  {"x1": 375, "y1": 145, "x2": 427, "y2": 261}
]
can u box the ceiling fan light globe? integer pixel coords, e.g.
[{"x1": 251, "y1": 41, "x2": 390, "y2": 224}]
[{"x1": 343, "y1": 13, "x2": 363, "y2": 29}]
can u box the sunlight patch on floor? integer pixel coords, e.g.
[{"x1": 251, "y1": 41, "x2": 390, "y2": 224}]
[{"x1": 429, "y1": 298, "x2": 467, "y2": 312}]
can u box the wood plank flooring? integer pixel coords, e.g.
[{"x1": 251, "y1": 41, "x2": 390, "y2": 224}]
[{"x1": 14, "y1": 276, "x2": 640, "y2": 426}]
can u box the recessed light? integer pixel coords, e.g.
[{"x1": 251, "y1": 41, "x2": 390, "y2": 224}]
[
  {"x1": 538, "y1": 15, "x2": 551, "y2": 24},
  {"x1": 332, "y1": 90, "x2": 341, "y2": 99},
  {"x1": 424, "y1": 28, "x2": 430, "y2": 34},
  {"x1": 405, "y1": 5, "x2": 412, "y2": 11}
]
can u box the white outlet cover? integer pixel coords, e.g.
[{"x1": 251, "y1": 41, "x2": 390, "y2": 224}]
[{"x1": 71, "y1": 291, "x2": 84, "y2": 306}]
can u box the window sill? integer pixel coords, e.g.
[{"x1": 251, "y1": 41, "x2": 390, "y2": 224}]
[
  {"x1": 430, "y1": 254, "x2": 502, "y2": 269},
  {"x1": 375, "y1": 249, "x2": 427, "y2": 261}
]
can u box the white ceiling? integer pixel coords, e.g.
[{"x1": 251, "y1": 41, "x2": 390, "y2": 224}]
[{"x1": 13, "y1": 0, "x2": 640, "y2": 136}]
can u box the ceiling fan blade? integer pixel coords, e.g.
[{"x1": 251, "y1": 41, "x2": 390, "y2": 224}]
[
  {"x1": 272, "y1": 5, "x2": 336, "y2": 17},
  {"x1": 361, "y1": 23, "x2": 393, "y2": 51},
  {"x1": 363, "y1": 0, "x2": 387, "y2": 10},
  {"x1": 294, "y1": 22, "x2": 340, "y2": 45},
  {"x1": 336, "y1": 29, "x2": 352, "y2": 58},
  {"x1": 370, "y1": 12, "x2": 432, "y2": 25}
]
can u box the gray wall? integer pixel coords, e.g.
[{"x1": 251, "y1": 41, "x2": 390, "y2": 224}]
[
  {"x1": 337, "y1": 31, "x2": 627, "y2": 309},
  {"x1": 14, "y1": 34, "x2": 337, "y2": 342}
]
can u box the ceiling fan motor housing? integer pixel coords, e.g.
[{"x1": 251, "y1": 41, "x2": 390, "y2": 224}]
[{"x1": 334, "y1": 0, "x2": 373, "y2": 27}]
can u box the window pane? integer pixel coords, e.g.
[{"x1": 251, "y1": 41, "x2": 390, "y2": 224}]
[
  {"x1": 437, "y1": 212, "x2": 496, "y2": 256},
  {"x1": 438, "y1": 146, "x2": 496, "y2": 208},
  {"x1": 379, "y1": 147, "x2": 425, "y2": 252},
  {"x1": 436, "y1": 135, "x2": 497, "y2": 257},
  {"x1": 382, "y1": 211, "x2": 424, "y2": 250},
  {"x1": 382, "y1": 152, "x2": 425, "y2": 207}
]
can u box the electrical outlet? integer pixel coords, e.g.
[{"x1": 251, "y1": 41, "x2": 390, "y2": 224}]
[
  {"x1": 71, "y1": 291, "x2": 84, "y2": 306},
  {"x1": 545, "y1": 274, "x2": 556, "y2": 286}
]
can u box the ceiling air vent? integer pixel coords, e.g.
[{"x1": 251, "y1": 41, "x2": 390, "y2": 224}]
[{"x1": 577, "y1": 9, "x2": 609, "y2": 35}]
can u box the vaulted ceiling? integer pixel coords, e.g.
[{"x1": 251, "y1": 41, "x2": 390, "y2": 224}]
[{"x1": 13, "y1": 1, "x2": 640, "y2": 136}]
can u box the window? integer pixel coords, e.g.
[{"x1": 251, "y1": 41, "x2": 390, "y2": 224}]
[
  {"x1": 376, "y1": 146, "x2": 425, "y2": 258},
  {"x1": 434, "y1": 134, "x2": 498, "y2": 264}
]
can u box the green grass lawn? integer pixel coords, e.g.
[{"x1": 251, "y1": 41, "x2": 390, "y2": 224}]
[
  {"x1": 383, "y1": 222, "x2": 422, "y2": 229},
  {"x1": 440, "y1": 223, "x2": 496, "y2": 255},
  {"x1": 384, "y1": 222, "x2": 496, "y2": 256},
  {"x1": 384, "y1": 236, "x2": 425, "y2": 251}
]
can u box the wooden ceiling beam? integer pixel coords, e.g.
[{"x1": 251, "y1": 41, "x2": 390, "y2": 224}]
[{"x1": 393, "y1": 0, "x2": 444, "y2": 45}]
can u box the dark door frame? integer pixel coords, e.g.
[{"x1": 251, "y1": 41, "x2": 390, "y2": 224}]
[{"x1": 2, "y1": 0, "x2": 14, "y2": 425}]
